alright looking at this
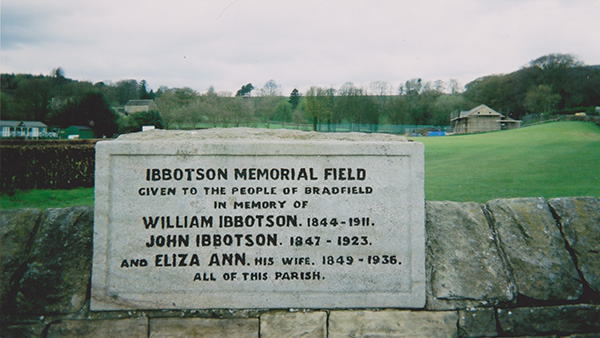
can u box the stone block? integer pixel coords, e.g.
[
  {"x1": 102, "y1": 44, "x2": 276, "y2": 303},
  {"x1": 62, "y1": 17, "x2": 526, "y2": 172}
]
[
  {"x1": 47, "y1": 318, "x2": 148, "y2": 338},
  {"x1": 497, "y1": 304, "x2": 600, "y2": 336},
  {"x1": 459, "y1": 307, "x2": 498, "y2": 337},
  {"x1": 92, "y1": 128, "x2": 425, "y2": 309},
  {"x1": 329, "y1": 310, "x2": 458, "y2": 338},
  {"x1": 0, "y1": 323, "x2": 46, "y2": 338},
  {"x1": 260, "y1": 311, "x2": 326, "y2": 338},
  {"x1": 426, "y1": 201, "x2": 515, "y2": 310},
  {"x1": 149, "y1": 317, "x2": 258, "y2": 338},
  {"x1": 0, "y1": 209, "x2": 42, "y2": 315},
  {"x1": 11, "y1": 207, "x2": 94, "y2": 315},
  {"x1": 487, "y1": 198, "x2": 583, "y2": 301},
  {"x1": 549, "y1": 197, "x2": 600, "y2": 293}
]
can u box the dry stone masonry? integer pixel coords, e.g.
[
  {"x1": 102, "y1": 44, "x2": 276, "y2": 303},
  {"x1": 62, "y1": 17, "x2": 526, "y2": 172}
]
[
  {"x1": 0, "y1": 128, "x2": 598, "y2": 337},
  {"x1": 2, "y1": 197, "x2": 599, "y2": 337}
]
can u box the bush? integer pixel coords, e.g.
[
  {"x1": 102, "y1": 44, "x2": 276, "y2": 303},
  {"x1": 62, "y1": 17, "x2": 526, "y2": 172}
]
[{"x1": 1, "y1": 140, "x2": 98, "y2": 192}]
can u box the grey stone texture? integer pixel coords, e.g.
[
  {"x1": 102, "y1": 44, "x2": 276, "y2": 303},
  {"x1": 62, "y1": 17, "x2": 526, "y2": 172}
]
[
  {"x1": 1, "y1": 196, "x2": 600, "y2": 338},
  {"x1": 46, "y1": 318, "x2": 148, "y2": 338},
  {"x1": 92, "y1": 128, "x2": 425, "y2": 309},
  {"x1": 0, "y1": 323, "x2": 46, "y2": 338},
  {"x1": 426, "y1": 201, "x2": 515, "y2": 310},
  {"x1": 0, "y1": 207, "x2": 93, "y2": 316},
  {"x1": 486, "y1": 198, "x2": 583, "y2": 301},
  {"x1": 458, "y1": 308, "x2": 498, "y2": 338},
  {"x1": 329, "y1": 310, "x2": 458, "y2": 338},
  {"x1": 149, "y1": 318, "x2": 258, "y2": 338},
  {"x1": 0, "y1": 209, "x2": 42, "y2": 314},
  {"x1": 260, "y1": 311, "x2": 327, "y2": 338},
  {"x1": 549, "y1": 197, "x2": 600, "y2": 293},
  {"x1": 497, "y1": 304, "x2": 600, "y2": 337}
]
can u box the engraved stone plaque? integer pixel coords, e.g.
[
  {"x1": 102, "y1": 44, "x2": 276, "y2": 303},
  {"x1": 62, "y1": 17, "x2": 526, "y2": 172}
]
[{"x1": 91, "y1": 128, "x2": 425, "y2": 310}]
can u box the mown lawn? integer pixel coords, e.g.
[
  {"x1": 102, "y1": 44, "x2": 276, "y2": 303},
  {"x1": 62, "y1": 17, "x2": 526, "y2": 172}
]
[
  {"x1": 0, "y1": 187, "x2": 94, "y2": 209},
  {"x1": 417, "y1": 121, "x2": 600, "y2": 202},
  {"x1": 1, "y1": 121, "x2": 598, "y2": 209}
]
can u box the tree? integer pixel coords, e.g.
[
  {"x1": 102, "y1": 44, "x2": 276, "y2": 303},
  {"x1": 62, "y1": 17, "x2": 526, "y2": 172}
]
[
  {"x1": 529, "y1": 53, "x2": 583, "y2": 70},
  {"x1": 289, "y1": 88, "x2": 301, "y2": 110},
  {"x1": 235, "y1": 83, "x2": 254, "y2": 97},
  {"x1": 524, "y1": 84, "x2": 560, "y2": 114},
  {"x1": 259, "y1": 79, "x2": 281, "y2": 96},
  {"x1": 275, "y1": 100, "x2": 292, "y2": 125},
  {"x1": 114, "y1": 80, "x2": 139, "y2": 105},
  {"x1": 139, "y1": 80, "x2": 155, "y2": 99},
  {"x1": 50, "y1": 92, "x2": 118, "y2": 137},
  {"x1": 305, "y1": 86, "x2": 332, "y2": 131},
  {"x1": 118, "y1": 111, "x2": 165, "y2": 133}
]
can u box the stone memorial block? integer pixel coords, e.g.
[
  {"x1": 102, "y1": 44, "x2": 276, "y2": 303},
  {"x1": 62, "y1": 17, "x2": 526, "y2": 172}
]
[{"x1": 91, "y1": 128, "x2": 425, "y2": 310}]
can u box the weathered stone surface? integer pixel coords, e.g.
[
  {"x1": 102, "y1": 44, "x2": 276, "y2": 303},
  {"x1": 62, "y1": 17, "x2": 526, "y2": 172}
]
[
  {"x1": 497, "y1": 304, "x2": 600, "y2": 336},
  {"x1": 497, "y1": 336, "x2": 557, "y2": 338},
  {"x1": 14, "y1": 207, "x2": 94, "y2": 315},
  {"x1": 93, "y1": 128, "x2": 425, "y2": 310},
  {"x1": 0, "y1": 209, "x2": 42, "y2": 316},
  {"x1": 487, "y1": 198, "x2": 583, "y2": 301},
  {"x1": 47, "y1": 318, "x2": 148, "y2": 338},
  {"x1": 426, "y1": 201, "x2": 515, "y2": 309},
  {"x1": 329, "y1": 310, "x2": 458, "y2": 338},
  {"x1": 459, "y1": 308, "x2": 498, "y2": 338},
  {"x1": 549, "y1": 197, "x2": 600, "y2": 293},
  {"x1": 149, "y1": 318, "x2": 258, "y2": 338},
  {"x1": 260, "y1": 311, "x2": 326, "y2": 338},
  {"x1": 0, "y1": 323, "x2": 46, "y2": 338}
]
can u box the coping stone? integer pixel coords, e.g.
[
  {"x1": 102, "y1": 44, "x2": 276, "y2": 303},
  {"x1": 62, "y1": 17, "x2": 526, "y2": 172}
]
[
  {"x1": 260, "y1": 311, "x2": 327, "y2": 338},
  {"x1": 549, "y1": 197, "x2": 600, "y2": 293},
  {"x1": 487, "y1": 198, "x2": 583, "y2": 301},
  {"x1": 426, "y1": 201, "x2": 515, "y2": 310},
  {"x1": 149, "y1": 318, "x2": 258, "y2": 338}
]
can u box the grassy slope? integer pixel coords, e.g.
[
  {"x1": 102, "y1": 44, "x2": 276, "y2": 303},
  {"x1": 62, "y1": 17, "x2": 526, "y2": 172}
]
[
  {"x1": 0, "y1": 187, "x2": 94, "y2": 209},
  {"x1": 1, "y1": 121, "x2": 599, "y2": 209},
  {"x1": 417, "y1": 121, "x2": 600, "y2": 202}
]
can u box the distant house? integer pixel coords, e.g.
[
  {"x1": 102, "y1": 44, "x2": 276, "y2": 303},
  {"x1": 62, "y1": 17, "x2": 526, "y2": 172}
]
[
  {"x1": 0, "y1": 120, "x2": 49, "y2": 139},
  {"x1": 124, "y1": 99, "x2": 158, "y2": 115},
  {"x1": 451, "y1": 105, "x2": 521, "y2": 134},
  {"x1": 60, "y1": 125, "x2": 95, "y2": 139}
]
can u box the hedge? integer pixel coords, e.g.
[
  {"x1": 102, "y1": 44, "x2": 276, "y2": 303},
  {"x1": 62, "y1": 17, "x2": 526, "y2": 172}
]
[{"x1": 1, "y1": 139, "x2": 99, "y2": 191}]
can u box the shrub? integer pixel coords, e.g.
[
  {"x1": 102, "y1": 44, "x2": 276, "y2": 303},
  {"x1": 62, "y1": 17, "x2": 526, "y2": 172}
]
[{"x1": 1, "y1": 140, "x2": 98, "y2": 192}]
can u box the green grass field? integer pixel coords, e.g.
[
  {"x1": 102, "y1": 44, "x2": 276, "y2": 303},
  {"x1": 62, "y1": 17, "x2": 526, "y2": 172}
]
[
  {"x1": 417, "y1": 121, "x2": 600, "y2": 202},
  {"x1": 0, "y1": 187, "x2": 94, "y2": 210},
  {"x1": 1, "y1": 121, "x2": 599, "y2": 209}
]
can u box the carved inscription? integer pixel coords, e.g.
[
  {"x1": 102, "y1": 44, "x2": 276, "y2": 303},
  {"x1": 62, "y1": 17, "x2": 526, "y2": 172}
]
[
  {"x1": 92, "y1": 137, "x2": 425, "y2": 310},
  {"x1": 121, "y1": 165, "x2": 404, "y2": 284}
]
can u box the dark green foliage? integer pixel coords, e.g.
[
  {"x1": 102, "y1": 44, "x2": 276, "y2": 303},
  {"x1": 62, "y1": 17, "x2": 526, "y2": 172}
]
[
  {"x1": 118, "y1": 110, "x2": 165, "y2": 133},
  {"x1": 49, "y1": 92, "x2": 118, "y2": 137},
  {"x1": 0, "y1": 140, "x2": 97, "y2": 191},
  {"x1": 289, "y1": 88, "x2": 300, "y2": 110},
  {"x1": 235, "y1": 83, "x2": 254, "y2": 97},
  {"x1": 464, "y1": 56, "x2": 600, "y2": 119}
]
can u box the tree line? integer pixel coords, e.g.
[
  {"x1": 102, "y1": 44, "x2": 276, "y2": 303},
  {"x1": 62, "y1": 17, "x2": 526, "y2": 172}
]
[{"x1": 1, "y1": 54, "x2": 599, "y2": 136}]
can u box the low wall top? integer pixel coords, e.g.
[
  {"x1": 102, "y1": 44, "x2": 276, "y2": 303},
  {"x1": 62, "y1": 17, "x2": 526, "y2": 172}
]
[{"x1": 114, "y1": 128, "x2": 410, "y2": 142}]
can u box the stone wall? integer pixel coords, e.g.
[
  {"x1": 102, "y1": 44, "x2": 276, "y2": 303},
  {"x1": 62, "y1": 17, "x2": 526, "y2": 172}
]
[{"x1": 1, "y1": 197, "x2": 598, "y2": 338}]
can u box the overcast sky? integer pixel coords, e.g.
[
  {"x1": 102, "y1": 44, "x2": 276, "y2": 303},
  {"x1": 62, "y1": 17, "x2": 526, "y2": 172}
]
[{"x1": 2, "y1": 0, "x2": 599, "y2": 95}]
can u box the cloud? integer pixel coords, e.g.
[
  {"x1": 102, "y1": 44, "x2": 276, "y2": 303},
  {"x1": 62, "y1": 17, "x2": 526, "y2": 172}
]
[{"x1": 2, "y1": 0, "x2": 599, "y2": 94}]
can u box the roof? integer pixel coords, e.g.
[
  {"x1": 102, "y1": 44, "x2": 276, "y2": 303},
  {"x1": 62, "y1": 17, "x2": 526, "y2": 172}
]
[
  {"x1": 125, "y1": 99, "x2": 156, "y2": 107},
  {"x1": 66, "y1": 125, "x2": 93, "y2": 131},
  {"x1": 0, "y1": 120, "x2": 48, "y2": 128},
  {"x1": 456, "y1": 104, "x2": 503, "y2": 119},
  {"x1": 451, "y1": 105, "x2": 521, "y2": 123}
]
